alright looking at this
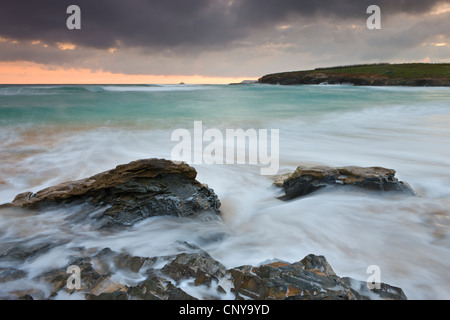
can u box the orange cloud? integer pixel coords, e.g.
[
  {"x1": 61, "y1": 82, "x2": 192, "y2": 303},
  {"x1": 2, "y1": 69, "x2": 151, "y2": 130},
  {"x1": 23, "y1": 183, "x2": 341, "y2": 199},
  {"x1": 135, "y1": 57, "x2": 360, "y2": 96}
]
[
  {"x1": 56, "y1": 42, "x2": 76, "y2": 50},
  {"x1": 0, "y1": 61, "x2": 254, "y2": 84}
]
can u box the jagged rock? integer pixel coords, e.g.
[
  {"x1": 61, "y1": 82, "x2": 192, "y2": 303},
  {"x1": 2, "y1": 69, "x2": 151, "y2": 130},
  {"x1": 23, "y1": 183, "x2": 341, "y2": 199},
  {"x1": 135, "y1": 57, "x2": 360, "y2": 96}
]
[
  {"x1": 161, "y1": 250, "x2": 227, "y2": 286},
  {"x1": 276, "y1": 165, "x2": 415, "y2": 200},
  {"x1": 41, "y1": 258, "x2": 103, "y2": 293},
  {"x1": 92, "y1": 247, "x2": 156, "y2": 274},
  {"x1": 127, "y1": 276, "x2": 197, "y2": 300},
  {"x1": 229, "y1": 256, "x2": 356, "y2": 300},
  {"x1": 229, "y1": 254, "x2": 407, "y2": 300},
  {"x1": 7, "y1": 244, "x2": 407, "y2": 301},
  {"x1": 35, "y1": 256, "x2": 127, "y2": 299},
  {"x1": 340, "y1": 277, "x2": 408, "y2": 300},
  {"x1": 1, "y1": 159, "x2": 221, "y2": 227}
]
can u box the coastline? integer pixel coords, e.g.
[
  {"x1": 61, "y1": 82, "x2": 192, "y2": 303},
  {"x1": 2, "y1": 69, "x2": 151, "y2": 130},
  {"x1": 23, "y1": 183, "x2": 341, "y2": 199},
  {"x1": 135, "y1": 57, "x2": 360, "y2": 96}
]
[{"x1": 258, "y1": 63, "x2": 450, "y2": 86}]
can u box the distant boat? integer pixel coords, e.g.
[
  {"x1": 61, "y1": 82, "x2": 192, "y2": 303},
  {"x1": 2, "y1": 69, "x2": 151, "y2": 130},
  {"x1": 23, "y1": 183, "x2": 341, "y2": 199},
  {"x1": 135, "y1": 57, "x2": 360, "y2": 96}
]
[{"x1": 179, "y1": 82, "x2": 185, "y2": 85}]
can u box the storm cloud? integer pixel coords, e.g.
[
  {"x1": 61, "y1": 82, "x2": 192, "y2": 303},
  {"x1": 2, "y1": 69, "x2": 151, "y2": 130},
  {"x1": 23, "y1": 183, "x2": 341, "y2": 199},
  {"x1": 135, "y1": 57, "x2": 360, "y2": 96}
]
[
  {"x1": 0, "y1": 0, "x2": 448, "y2": 77},
  {"x1": 0, "y1": 0, "x2": 445, "y2": 49}
]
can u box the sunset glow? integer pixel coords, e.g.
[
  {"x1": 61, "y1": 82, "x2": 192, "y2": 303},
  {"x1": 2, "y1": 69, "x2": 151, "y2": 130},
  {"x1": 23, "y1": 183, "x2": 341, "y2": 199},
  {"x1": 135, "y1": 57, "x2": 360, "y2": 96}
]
[{"x1": 0, "y1": 61, "x2": 254, "y2": 84}]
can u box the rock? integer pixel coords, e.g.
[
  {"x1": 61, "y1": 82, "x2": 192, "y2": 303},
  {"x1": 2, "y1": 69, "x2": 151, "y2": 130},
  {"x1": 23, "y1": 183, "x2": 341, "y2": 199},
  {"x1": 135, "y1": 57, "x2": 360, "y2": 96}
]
[
  {"x1": 36, "y1": 257, "x2": 113, "y2": 296},
  {"x1": 276, "y1": 165, "x2": 415, "y2": 200},
  {"x1": 86, "y1": 291, "x2": 129, "y2": 300},
  {"x1": 3, "y1": 242, "x2": 407, "y2": 300},
  {"x1": 0, "y1": 240, "x2": 70, "y2": 263},
  {"x1": 296, "y1": 254, "x2": 337, "y2": 277},
  {"x1": 1, "y1": 159, "x2": 221, "y2": 227},
  {"x1": 229, "y1": 257, "x2": 355, "y2": 300},
  {"x1": 127, "y1": 276, "x2": 197, "y2": 300},
  {"x1": 9, "y1": 289, "x2": 46, "y2": 300},
  {"x1": 229, "y1": 254, "x2": 407, "y2": 300},
  {"x1": 0, "y1": 268, "x2": 27, "y2": 283},
  {"x1": 92, "y1": 247, "x2": 156, "y2": 274},
  {"x1": 161, "y1": 250, "x2": 227, "y2": 285},
  {"x1": 340, "y1": 277, "x2": 408, "y2": 300},
  {"x1": 229, "y1": 80, "x2": 258, "y2": 85}
]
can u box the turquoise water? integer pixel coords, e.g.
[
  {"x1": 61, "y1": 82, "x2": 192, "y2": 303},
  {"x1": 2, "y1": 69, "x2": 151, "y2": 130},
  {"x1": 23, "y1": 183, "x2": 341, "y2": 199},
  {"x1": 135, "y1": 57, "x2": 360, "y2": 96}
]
[
  {"x1": 1, "y1": 84, "x2": 448, "y2": 127},
  {"x1": 0, "y1": 84, "x2": 450, "y2": 299}
]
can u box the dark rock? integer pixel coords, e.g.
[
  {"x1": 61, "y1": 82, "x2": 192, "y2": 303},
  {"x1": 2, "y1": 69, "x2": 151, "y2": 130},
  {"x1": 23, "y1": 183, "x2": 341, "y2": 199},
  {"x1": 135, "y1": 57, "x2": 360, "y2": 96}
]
[
  {"x1": 295, "y1": 254, "x2": 337, "y2": 277},
  {"x1": 0, "y1": 268, "x2": 27, "y2": 282},
  {"x1": 229, "y1": 258, "x2": 356, "y2": 300},
  {"x1": 35, "y1": 257, "x2": 117, "y2": 297},
  {"x1": 92, "y1": 247, "x2": 156, "y2": 274},
  {"x1": 8, "y1": 243, "x2": 407, "y2": 300},
  {"x1": 9, "y1": 289, "x2": 46, "y2": 300},
  {"x1": 161, "y1": 250, "x2": 227, "y2": 285},
  {"x1": 0, "y1": 240, "x2": 70, "y2": 263},
  {"x1": 114, "y1": 253, "x2": 155, "y2": 274},
  {"x1": 86, "y1": 291, "x2": 129, "y2": 300},
  {"x1": 127, "y1": 276, "x2": 197, "y2": 300},
  {"x1": 340, "y1": 277, "x2": 407, "y2": 300},
  {"x1": 1, "y1": 159, "x2": 221, "y2": 227},
  {"x1": 276, "y1": 165, "x2": 415, "y2": 200},
  {"x1": 229, "y1": 254, "x2": 407, "y2": 300}
]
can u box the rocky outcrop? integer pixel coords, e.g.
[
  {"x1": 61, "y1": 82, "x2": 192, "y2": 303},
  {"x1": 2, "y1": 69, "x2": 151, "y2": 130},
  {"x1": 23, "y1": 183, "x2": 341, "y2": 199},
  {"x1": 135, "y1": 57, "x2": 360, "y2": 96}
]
[
  {"x1": 2, "y1": 242, "x2": 406, "y2": 300},
  {"x1": 275, "y1": 165, "x2": 415, "y2": 200},
  {"x1": 258, "y1": 71, "x2": 450, "y2": 86},
  {"x1": 229, "y1": 254, "x2": 406, "y2": 300},
  {"x1": 0, "y1": 159, "x2": 221, "y2": 227}
]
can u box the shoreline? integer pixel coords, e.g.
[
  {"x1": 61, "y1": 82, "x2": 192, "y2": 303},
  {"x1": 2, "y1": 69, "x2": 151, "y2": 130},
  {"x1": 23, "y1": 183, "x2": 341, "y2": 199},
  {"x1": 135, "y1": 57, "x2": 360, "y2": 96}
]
[{"x1": 257, "y1": 63, "x2": 450, "y2": 87}]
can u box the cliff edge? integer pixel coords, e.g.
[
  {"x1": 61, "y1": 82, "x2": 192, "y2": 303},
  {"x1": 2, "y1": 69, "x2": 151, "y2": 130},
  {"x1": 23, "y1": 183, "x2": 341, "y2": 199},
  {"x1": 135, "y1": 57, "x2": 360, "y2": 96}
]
[{"x1": 258, "y1": 63, "x2": 450, "y2": 86}]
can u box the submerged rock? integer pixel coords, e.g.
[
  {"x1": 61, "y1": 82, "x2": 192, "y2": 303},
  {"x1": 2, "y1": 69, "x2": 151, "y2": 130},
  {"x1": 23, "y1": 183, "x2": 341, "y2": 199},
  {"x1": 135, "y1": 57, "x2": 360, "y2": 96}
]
[
  {"x1": 0, "y1": 240, "x2": 70, "y2": 263},
  {"x1": 0, "y1": 268, "x2": 27, "y2": 283},
  {"x1": 276, "y1": 165, "x2": 415, "y2": 200},
  {"x1": 1, "y1": 159, "x2": 221, "y2": 227}
]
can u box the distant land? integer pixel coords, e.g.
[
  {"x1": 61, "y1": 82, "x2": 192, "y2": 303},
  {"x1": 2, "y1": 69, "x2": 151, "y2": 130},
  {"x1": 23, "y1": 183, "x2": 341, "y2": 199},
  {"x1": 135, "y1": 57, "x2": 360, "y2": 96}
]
[{"x1": 258, "y1": 63, "x2": 450, "y2": 86}]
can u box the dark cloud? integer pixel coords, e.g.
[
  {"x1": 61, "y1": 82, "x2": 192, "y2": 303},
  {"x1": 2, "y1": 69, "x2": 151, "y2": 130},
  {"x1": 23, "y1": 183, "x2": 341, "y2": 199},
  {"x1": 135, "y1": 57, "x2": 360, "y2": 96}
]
[
  {"x1": 0, "y1": 0, "x2": 445, "y2": 51},
  {"x1": 235, "y1": 0, "x2": 444, "y2": 22},
  {"x1": 0, "y1": 0, "x2": 242, "y2": 50},
  {"x1": 0, "y1": 0, "x2": 447, "y2": 78}
]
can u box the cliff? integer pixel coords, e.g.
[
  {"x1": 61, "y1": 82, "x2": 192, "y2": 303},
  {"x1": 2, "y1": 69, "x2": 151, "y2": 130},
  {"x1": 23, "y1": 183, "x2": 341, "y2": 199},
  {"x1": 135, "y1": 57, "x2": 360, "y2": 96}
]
[{"x1": 258, "y1": 63, "x2": 450, "y2": 86}]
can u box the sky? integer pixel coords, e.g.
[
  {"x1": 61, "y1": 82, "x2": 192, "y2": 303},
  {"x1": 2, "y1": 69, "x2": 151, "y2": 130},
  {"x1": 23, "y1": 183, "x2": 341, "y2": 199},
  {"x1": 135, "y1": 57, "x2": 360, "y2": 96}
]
[{"x1": 0, "y1": 0, "x2": 449, "y2": 84}]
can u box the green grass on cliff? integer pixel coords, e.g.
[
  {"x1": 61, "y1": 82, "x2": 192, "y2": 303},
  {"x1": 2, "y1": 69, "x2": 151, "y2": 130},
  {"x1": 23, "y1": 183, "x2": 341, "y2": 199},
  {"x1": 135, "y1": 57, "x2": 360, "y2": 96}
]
[{"x1": 313, "y1": 63, "x2": 450, "y2": 79}]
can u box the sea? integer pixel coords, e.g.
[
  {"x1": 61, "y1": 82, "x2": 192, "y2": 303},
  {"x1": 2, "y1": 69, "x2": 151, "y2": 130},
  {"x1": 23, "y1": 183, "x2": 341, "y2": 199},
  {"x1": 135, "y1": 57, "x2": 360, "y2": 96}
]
[{"x1": 0, "y1": 83, "x2": 449, "y2": 299}]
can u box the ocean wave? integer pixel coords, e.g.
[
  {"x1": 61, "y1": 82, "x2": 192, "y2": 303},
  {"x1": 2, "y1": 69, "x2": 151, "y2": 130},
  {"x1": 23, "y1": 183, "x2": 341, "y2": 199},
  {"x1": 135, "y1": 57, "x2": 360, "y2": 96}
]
[
  {"x1": 0, "y1": 84, "x2": 208, "y2": 95},
  {"x1": 0, "y1": 85, "x2": 106, "y2": 96},
  {"x1": 100, "y1": 84, "x2": 207, "y2": 92}
]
